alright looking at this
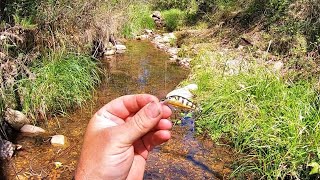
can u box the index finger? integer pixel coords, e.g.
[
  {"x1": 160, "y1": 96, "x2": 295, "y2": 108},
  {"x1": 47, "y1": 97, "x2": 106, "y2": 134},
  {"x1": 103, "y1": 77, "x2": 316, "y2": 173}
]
[{"x1": 97, "y1": 94, "x2": 159, "y2": 119}]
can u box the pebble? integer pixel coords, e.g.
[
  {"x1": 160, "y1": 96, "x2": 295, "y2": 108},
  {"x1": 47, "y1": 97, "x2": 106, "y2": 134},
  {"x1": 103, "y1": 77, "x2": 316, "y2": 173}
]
[{"x1": 51, "y1": 135, "x2": 66, "y2": 147}]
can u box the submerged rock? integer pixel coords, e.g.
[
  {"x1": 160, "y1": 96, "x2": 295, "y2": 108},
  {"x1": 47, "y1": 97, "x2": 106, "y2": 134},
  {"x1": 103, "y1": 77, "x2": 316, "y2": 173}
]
[
  {"x1": 4, "y1": 108, "x2": 30, "y2": 130},
  {"x1": 20, "y1": 124, "x2": 46, "y2": 137},
  {"x1": 51, "y1": 135, "x2": 67, "y2": 147}
]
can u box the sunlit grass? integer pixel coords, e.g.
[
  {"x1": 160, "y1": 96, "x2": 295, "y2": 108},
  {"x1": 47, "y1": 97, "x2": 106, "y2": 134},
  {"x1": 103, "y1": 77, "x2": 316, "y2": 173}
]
[
  {"x1": 18, "y1": 52, "x2": 100, "y2": 119},
  {"x1": 162, "y1": 9, "x2": 185, "y2": 32},
  {"x1": 121, "y1": 4, "x2": 155, "y2": 38},
  {"x1": 189, "y1": 50, "x2": 320, "y2": 178}
]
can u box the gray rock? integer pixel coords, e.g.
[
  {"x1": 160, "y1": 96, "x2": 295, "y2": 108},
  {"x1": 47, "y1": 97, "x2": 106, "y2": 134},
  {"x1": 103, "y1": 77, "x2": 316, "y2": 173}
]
[
  {"x1": 167, "y1": 47, "x2": 178, "y2": 56},
  {"x1": 20, "y1": 124, "x2": 46, "y2": 137},
  {"x1": 115, "y1": 44, "x2": 126, "y2": 51},
  {"x1": 145, "y1": 29, "x2": 153, "y2": 35},
  {"x1": 152, "y1": 11, "x2": 161, "y2": 19},
  {"x1": 104, "y1": 49, "x2": 116, "y2": 56},
  {"x1": 0, "y1": 139, "x2": 17, "y2": 160},
  {"x1": 4, "y1": 108, "x2": 30, "y2": 130},
  {"x1": 116, "y1": 49, "x2": 126, "y2": 54},
  {"x1": 273, "y1": 61, "x2": 284, "y2": 72},
  {"x1": 51, "y1": 135, "x2": 66, "y2": 147}
]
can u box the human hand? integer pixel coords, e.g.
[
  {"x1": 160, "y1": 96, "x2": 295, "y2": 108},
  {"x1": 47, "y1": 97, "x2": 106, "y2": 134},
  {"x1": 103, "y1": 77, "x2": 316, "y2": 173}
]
[{"x1": 75, "y1": 94, "x2": 172, "y2": 180}]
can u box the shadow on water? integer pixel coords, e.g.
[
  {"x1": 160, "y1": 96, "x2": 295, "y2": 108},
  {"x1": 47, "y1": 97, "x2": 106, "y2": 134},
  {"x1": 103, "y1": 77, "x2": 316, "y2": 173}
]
[
  {"x1": 182, "y1": 116, "x2": 223, "y2": 179},
  {"x1": 145, "y1": 114, "x2": 235, "y2": 179}
]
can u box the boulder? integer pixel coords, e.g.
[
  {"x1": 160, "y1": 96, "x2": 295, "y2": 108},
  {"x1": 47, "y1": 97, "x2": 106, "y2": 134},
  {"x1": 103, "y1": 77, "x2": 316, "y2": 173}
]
[
  {"x1": 115, "y1": 44, "x2": 126, "y2": 51},
  {"x1": 51, "y1": 135, "x2": 67, "y2": 147},
  {"x1": 152, "y1": 11, "x2": 161, "y2": 19},
  {"x1": 145, "y1": 29, "x2": 153, "y2": 35},
  {"x1": 167, "y1": 47, "x2": 179, "y2": 56},
  {"x1": 136, "y1": 35, "x2": 149, "y2": 40},
  {"x1": 4, "y1": 108, "x2": 30, "y2": 130},
  {"x1": 20, "y1": 124, "x2": 46, "y2": 137},
  {"x1": 104, "y1": 49, "x2": 116, "y2": 56}
]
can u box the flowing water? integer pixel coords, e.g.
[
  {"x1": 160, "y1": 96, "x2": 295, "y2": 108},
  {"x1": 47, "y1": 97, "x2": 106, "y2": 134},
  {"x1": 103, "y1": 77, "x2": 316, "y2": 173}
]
[{"x1": 5, "y1": 40, "x2": 235, "y2": 179}]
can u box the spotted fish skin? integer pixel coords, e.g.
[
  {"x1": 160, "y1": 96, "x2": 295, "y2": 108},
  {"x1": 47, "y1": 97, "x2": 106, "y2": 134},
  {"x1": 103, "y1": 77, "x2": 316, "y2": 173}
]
[{"x1": 163, "y1": 95, "x2": 197, "y2": 110}]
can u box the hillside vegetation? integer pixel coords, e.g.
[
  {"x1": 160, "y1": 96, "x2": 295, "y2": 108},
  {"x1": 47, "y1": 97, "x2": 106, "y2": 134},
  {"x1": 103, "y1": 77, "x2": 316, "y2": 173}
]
[
  {"x1": 1, "y1": 0, "x2": 320, "y2": 178},
  {"x1": 154, "y1": 0, "x2": 320, "y2": 178},
  {"x1": 0, "y1": 0, "x2": 155, "y2": 120}
]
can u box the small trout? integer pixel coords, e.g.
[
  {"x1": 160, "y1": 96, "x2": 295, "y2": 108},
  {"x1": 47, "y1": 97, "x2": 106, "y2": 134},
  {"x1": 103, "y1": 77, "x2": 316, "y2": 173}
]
[{"x1": 162, "y1": 95, "x2": 197, "y2": 110}]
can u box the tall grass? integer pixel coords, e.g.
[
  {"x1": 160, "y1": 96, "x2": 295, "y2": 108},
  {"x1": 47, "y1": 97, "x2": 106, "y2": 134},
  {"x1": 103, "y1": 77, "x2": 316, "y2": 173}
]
[
  {"x1": 190, "y1": 51, "x2": 320, "y2": 178},
  {"x1": 18, "y1": 52, "x2": 100, "y2": 119},
  {"x1": 121, "y1": 4, "x2": 155, "y2": 38},
  {"x1": 162, "y1": 9, "x2": 185, "y2": 32}
]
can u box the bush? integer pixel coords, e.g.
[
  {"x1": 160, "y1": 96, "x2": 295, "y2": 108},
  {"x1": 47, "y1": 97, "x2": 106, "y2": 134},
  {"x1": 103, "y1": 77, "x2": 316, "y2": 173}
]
[
  {"x1": 18, "y1": 52, "x2": 100, "y2": 119},
  {"x1": 190, "y1": 50, "x2": 320, "y2": 178},
  {"x1": 121, "y1": 4, "x2": 155, "y2": 38},
  {"x1": 162, "y1": 9, "x2": 185, "y2": 32},
  {"x1": 151, "y1": 0, "x2": 190, "y2": 10}
]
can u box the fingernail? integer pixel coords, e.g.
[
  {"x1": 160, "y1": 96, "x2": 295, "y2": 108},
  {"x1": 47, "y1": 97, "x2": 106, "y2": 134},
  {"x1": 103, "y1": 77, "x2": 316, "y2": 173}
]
[{"x1": 146, "y1": 101, "x2": 161, "y2": 118}]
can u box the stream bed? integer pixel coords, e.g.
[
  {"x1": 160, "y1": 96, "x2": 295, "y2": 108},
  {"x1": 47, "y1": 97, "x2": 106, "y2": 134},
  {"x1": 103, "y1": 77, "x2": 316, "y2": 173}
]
[{"x1": 5, "y1": 40, "x2": 235, "y2": 179}]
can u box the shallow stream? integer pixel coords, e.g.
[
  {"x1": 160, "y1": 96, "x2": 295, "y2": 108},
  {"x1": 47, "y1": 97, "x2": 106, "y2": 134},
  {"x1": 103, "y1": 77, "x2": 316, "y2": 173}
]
[{"x1": 5, "y1": 40, "x2": 235, "y2": 179}]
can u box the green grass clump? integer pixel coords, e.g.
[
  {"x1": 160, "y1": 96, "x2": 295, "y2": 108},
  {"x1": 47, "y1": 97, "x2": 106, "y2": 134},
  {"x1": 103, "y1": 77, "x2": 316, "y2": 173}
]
[
  {"x1": 121, "y1": 4, "x2": 155, "y2": 38},
  {"x1": 162, "y1": 9, "x2": 185, "y2": 32},
  {"x1": 190, "y1": 51, "x2": 320, "y2": 178},
  {"x1": 19, "y1": 52, "x2": 100, "y2": 119}
]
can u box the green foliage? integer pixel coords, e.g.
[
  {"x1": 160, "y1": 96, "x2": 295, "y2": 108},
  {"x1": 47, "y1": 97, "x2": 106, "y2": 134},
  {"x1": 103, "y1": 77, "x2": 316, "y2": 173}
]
[
  {"x1": 151, "y1": 0, "x2": 190, "y2": 10},
  {"x1": 13, "y1": 14, "x2": 37, "y2": 29},
  {"x1": 190, "y1": 50, "x2": 320, "y2": 178},
  {"x1": 162, "y1": 9, "x2": 185, "y2": 32},
  {"x1": 121, "y1": 4, "x2": 155, "y2": 38},
  {"x1": 308, "y1": 162, "x2": 320, "y2": 175},
  {"x1": 18, "y1": 52, "x2": 100, "y2": 119},
  {"x1": 1, "y1": 0, "x2": 39, "y2": 23}
]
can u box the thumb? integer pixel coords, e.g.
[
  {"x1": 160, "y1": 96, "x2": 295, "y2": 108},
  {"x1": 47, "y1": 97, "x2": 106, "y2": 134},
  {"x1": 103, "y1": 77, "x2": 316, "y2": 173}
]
[{"x1": 120, "y1": 101, "x2": 162, "y2": 144}]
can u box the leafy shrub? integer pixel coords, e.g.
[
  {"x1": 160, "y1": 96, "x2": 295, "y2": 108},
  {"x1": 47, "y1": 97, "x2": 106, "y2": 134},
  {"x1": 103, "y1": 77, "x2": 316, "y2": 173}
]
[
  {"x1": 151, "y1": 0, "x2": 190, "y2": 10},
  {"x1": 162, "y1": 9, "x2": 185, "y2": 32},
  {"x1": 19, "y1": 53, "x2": 100, "y2": 119},
  {"x1": 121, "y1": 4, "x2": 155, "y2": 38}
]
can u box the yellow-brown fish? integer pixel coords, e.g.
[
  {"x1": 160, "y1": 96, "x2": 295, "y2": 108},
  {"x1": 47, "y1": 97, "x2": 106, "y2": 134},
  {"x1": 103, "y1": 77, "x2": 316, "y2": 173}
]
[{"x1": 163, "y1": 95, "x2": 197, "y2": 110}]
